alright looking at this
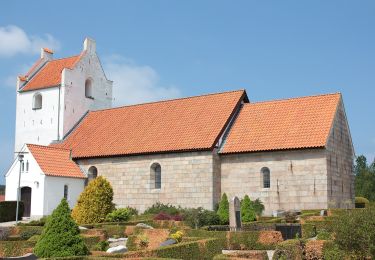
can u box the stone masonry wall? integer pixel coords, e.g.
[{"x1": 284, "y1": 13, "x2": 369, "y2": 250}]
[
  {"x1": 220, "y1": 149, "x2": 328, "y2": 216},
  {"x1": 326, "y1": 98, "x2": 355, "y2": 208},
  {"x1": 77, "y1": 151, "x2": 217, "y2": 212}
]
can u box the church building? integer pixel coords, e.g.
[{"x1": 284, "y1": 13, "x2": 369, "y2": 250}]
[{"x1": 5, "y1": 38, "x2": 355, "y2": 218}]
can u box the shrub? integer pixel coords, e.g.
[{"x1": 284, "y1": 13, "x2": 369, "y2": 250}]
[
  {"x1": 20, "y1": 228, "x2": 41, "y2": 240},
  {"x1": 72, "y1": 176, "x2": 115, "y2": 224},
  {"x1": 138, "y1": 234, "x2": 149, "y2": 249},
  {"x1": 322, "y1": 241, "x2": 346, "y2": 259},
  {"x1": 33, "y1": 198, "x2": 88, "y2": 257},
  {"x1": 0, "y1": 201, "x2": 24, "y2": 222},
  {"x1": 169, "y1": 230, "x2": 184, "y2": 242},
  {"x1": 355, "y1": 196, "x2": 369, "y2": 208},
  {"x1": 106, "y1": 208, "x2": 132, "y2": 222},
  {"x1": 252, "y1": 198, "x2": 265, "y2": 216},
  {"x1": 94, "y1": 240, "x2": 109, "y2": 251},
  {"x1": 126, "y1": 206, "x2": 139, "y2": 216},
  {"x1": 333, "y1": 206, "x2": 375, "y2": 258},
  {"x1": 182, "y1": 207, "x2": 220, "y2": 228},
  {"x1": 241, "y1": 195, "x2": 256, "y2": 222},
  {"x1": 217, "y1": 193, "x2": 229, "y2": 225},
  {"x1": 316, "y1": 230, "x2": 332, "y2": 240},
  {"x1": 272, "y1": 239, "x2": 304, "y2": 260},
  {"x1": 143, "y1": 202, "x2": 181, "y2": 215},
  {"x1": 153, "y1": 212, "x2": 183, "y2": 221}
]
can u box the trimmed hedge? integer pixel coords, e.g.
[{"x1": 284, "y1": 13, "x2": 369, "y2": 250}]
[
  {"x1": 0, "y1": 201, "x2": 24, "y2": 223},
  {"x1": 123, "y1": 238, "x2": 226, "y2": 260},
  {"x1": 0, "y1": 240, "x2": 35, "y2": 257},
  {"x1": 301, "y1": 220, "x2": 335, "y2": 239},
  {"x1": 184, "y1": 230, "x2": 276, "y2": 250},
  {"x1": 272, "y1": 239, "x2": 304, "y2": 260},
  {"x1": 18, "y1": 226, "x2": 44, "y2": 240}
]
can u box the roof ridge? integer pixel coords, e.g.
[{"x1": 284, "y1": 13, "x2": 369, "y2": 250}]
[
  {"x1": 246, "y1": 92, "x2": 341, "y2": 105},
  {"x1": 93, "y1": 89, "x2": 245, "y2": 113},
  {"x1": 27, "y1": 143, "x2": 71, "y2": 152},
  {"x1": 48, "y1": 53, "x2": 81, "y2": 62}
]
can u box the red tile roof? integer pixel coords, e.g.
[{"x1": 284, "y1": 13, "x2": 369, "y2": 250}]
[
  {"x1": 221, "y1": 93, "x2": 341, "y2": 154},
  {"x1": 21, "y1": 54, "x2": 82, "y2": 92},
  {"x1": 27, "y1": 144, "x2": 85, "y2": 178},
  {"x1": 54, "y1": 90, "x2": 247, "y2": 158}
]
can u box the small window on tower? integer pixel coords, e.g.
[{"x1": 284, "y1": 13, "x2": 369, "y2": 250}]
[
  {"x1": 85, "y1": 79, "x2": 94, "y2": 99},
  {"x1": 32, "y1": 93, "x2": 42, "y2": 110}
]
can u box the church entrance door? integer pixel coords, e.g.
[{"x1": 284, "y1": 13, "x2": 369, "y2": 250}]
[{"x1": 20, "y1": 187, "x2": 32, "y2": 217}]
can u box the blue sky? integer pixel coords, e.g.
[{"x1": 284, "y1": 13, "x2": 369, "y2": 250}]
[{"x1": 1, "y1": 1, "x2": 374, "y2": 184}]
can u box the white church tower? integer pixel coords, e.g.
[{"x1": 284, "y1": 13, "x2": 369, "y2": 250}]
[{"x1": 14, "y1": 38, "x2": 113, "y2": 153}]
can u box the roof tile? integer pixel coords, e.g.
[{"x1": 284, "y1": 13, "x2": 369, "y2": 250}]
[
  {"x1": 21, "y1": 55, "x2": 81, "y2": 92},
  {"x1": 54, "y1": 90, "x2": 246, "y2": 158},
  {"x1": 221, "y1": 93, "x2": 341, "y2": 153},
  {"x1": 27, "y1": 144, "x2": 85, "y2": 178}
]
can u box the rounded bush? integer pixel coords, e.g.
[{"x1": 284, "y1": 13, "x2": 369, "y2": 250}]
[
  {"x1": 72, "y1": 176, "x2": 115, "y2": 224},
  {"x1": 106, "y1": 208, "x2": 131, "y2": 222},
  {"x1": 33, "y1": 198, "x2": 88, "y2": 257},
  {"x1": 355, "y1": 197, "x2": 369, "y2": 208}
]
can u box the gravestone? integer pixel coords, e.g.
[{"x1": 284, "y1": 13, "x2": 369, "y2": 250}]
[{"x1": 229, "y1": 196, "x2": 242, "y2": 231}]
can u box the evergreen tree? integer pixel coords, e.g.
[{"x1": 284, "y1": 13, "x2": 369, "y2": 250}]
[
  {"x1": 355, "y1": 155, "x2": 375, "y2": 201},
  {"x1": 34, "y1": 199, "x2": 88, "y2": 257},
  {"x1": 72, "y1": 176, "x2": 115, "y2": 224},
  {"x1": 217, "y1": 193, "x2": 229, "y2": 224},
  {"x1": 241, "y1": 195, "x2": 256, "y2": 222}
]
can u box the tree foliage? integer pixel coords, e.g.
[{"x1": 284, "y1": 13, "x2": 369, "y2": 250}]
[
  {"x1": 72, "y1": 176, "x2": 115, "y2": 224},
  {"x1": 355, "y1": 155, "x2": 375, "y2": 201},
  {"x1": 333, "y1": 205, "x2": 375, "y2": 258},
  {"x1": 34, "y1": 199, "x2": 88, "y2": 257},
  {"x1": 217, "y1": 193, "x2": 229, "y2": 224},
  {"x1": 241, "y1": 195, "x2": 256, "y2": 222}
]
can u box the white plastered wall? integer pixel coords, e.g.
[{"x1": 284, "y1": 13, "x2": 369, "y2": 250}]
[
  {"x1": 5, "y1": 145, "x2": 46, "y2": 217},
  {"x1": 43, "y1": 176, "x2": 85, "y2": 215}
]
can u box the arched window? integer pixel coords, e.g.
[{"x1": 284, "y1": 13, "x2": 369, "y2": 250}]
[
  {"x1": 151, "y1": 163, "x2": 161, "y2": 189},
  {"x1": 87, "y1": 166, "x2": 98, "y2": 184},
  {"x1": 63, "y1": 184, "x2": 69, "y2": 200},
  {"x1": 32, "y1": 93, "x2": 42, "y2": 110},
  {"x1": 85, "y1": 79, "x2": 93, "y2": 98},
  {"x1": 261, "y1": 167, "x2": 270, "y2": 188}
]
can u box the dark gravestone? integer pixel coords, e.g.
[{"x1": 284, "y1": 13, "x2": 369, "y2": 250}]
[{"x1": 275, "y1": 224, "x2": 302, "y2": 240}]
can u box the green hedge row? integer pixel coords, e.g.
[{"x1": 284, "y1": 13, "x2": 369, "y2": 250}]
[
  {"x1": 0, "y1": 201, "x2": 24, "y2": 223},
  {"x1": 272, "y1": 239, "x2": 304, "y2": 260},
  {"x1": 184, "y1": 230, "x2": 276, "y2": 250},
  {"x1": 301, "y1": 220, "x2": 334, "y2": 239},
  {"x1": 122, "y1": 238, "x2": 225, "y2": 260},
  {"x1": 0, "y1": 240, "x2": 36, "y2": 257}
]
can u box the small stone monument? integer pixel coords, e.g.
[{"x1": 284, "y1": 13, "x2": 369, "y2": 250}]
[{"x1": 229, "y1": 196, "x2": 242, "y2": 231}]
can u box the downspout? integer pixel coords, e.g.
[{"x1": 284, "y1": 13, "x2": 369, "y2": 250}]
[{"x1": 57, "y1": 84, "x2": 61, "y2": 140}]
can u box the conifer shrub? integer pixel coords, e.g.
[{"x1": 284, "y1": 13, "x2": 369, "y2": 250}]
[
  {"x1": 72, "y1": 176, "x2": 115, "y2": 224},
  {"x1": 217, "y1": 193, "x2": 229, "y2": 224},
  {"x1": 241, "y1": 195, "x2": 256, "y2": 222},
  {"x1": 33, "y1": 198, "x2": 88, "y2": 257}
]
